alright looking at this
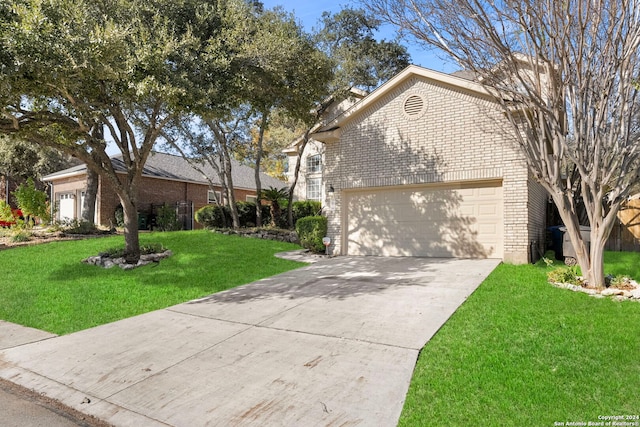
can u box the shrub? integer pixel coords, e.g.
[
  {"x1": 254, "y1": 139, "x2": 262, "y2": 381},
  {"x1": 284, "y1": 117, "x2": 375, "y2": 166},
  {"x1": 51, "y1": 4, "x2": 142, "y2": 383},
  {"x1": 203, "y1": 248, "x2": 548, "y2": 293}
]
[
  {"x1": 10, "y1": 229, "x2": 32, "y2": 243},
  {"x1": 195, "y1": 204, "x2": 228, "y2": 228},
  {"x1": 608, "y1": 274, "x2": 635, "y2": 290},
  {"x1": 261, "y1": 204, "x2": 273, "y2": 227},
  {"x1": 155, "y1": 204, "x2": 181, "y2": 231},
  {"x1": 237, "y1": 202, "x2": 272, "y2": 227},
  {"x1": 0, "y1": 200, "x2": 14, "y2": 223},
  {"x1": 62, "y1": 219, "x2": 97, "y2": 234},
  {"x1": 292, "y1": 200, "x2": 322, "y2": 222},
  {"x1": 296, "y1": 215, "x2": 328, "y2": 253},
  {"x1": 0, "y1": 201, "x2": 20, "y2": 227},
  {"x1": 547, "y1": 267, "x2": 581, "y2": 285},
  {"x1": 236, "y1": 202, "x2": 256, "y2": 227},
  {"x1": 196, "y1": 202, "x2": 275, "y2": 229},
  {"x1": 13, "y1": 178, "x2": 50, "y2": 225}
]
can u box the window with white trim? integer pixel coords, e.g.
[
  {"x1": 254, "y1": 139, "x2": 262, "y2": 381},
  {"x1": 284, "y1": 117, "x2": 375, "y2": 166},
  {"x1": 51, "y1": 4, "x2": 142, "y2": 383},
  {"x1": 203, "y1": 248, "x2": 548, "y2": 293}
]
[
  {"x1": 306, "y1": 178, "x2": 322, "y2": 201},
  {"x1": 208, "y1": 190, "x2": 222, "y2": 204},
  {"x1": 246, "y1": 195, "x2": 257, "y2": 204},
  {"x1": 306, "y1": 154, "x2": 322, "y2": 173}
]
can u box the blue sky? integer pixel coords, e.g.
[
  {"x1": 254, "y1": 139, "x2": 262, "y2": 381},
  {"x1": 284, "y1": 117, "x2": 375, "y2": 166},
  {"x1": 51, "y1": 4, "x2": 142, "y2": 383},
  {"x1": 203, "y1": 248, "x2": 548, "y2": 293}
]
[{"x1": 260, "y1": 0, "x2": 459, "y2": 73}]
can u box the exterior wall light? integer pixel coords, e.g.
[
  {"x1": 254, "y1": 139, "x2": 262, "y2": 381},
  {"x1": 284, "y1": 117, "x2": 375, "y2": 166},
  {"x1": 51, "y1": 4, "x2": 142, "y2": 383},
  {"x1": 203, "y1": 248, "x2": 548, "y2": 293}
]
[{"x1": 327, "y1": 184, "x2": 335, "y2": 211}]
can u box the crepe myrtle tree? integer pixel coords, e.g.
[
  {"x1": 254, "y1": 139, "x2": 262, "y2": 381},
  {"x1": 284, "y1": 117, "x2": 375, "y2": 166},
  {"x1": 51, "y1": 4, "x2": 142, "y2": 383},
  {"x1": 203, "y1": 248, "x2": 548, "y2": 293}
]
[
  {"x1": 0, "y1": 0, "x2": 244, "y2": 262},
  {"x1": 365, "y1": 0, "x2": 640, "y2": 288}
]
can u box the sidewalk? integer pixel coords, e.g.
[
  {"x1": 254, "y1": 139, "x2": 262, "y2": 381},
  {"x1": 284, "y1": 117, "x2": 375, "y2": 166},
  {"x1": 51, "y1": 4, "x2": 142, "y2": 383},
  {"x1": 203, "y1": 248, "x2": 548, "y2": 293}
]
[
  {"x1": 0, "y1": 321, "x2": 110, "y2": 427},
  {"x1": 0, "y1": 257, "x2": 499, "y2": 426}
]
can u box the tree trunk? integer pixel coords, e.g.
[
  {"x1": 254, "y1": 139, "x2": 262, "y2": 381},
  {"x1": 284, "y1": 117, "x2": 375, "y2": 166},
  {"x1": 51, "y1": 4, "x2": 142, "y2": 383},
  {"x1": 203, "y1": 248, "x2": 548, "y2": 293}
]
[
  {"x1": 271, "y1": 201, "x2": 280, "y2": 227},
  {"x1": 586, "y1": 235, "x2": 607, "y2": 290},
  {"x1": 81, "y1": 166, "x2": 98, "y2": 225},
  {"x1": 221, "y1": 145, "x2": 240, "y2": 228},
  {"x1": 120, "y1": 195, "x2": 140, "y2": 264},
  {"x1": 550, "y1": 191, "x2": 591, "y2": 272},
  {"x1": 582, "y1": 203, "x2": 621, "y2": 288},
  {"x1": 254, "y1": 112, "x2": 268, "y2": 227},
  {"x1": 287, "y1": 129, "x2": 310, "y2": 228},
  {"x1": 563, "y1": 221, "x2": 591, "y2": 273},
  {"x1": 551, "y1": 188, "x2": 622, "y2": 289},
  {"x1": 81, "y1": 126, "x2": 103, "y2": 225}
]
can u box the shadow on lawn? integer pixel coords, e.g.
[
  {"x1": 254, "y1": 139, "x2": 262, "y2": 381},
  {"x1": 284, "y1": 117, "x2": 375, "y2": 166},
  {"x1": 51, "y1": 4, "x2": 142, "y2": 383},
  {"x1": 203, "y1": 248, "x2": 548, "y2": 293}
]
[{"x1": 46, "y1": 250, "x2": 218, "y2": 287}]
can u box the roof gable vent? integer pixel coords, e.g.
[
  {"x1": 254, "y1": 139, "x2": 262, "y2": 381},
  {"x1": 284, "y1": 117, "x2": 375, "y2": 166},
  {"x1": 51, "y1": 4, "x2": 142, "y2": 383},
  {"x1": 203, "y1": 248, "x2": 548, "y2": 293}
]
[{"x1": 402, "y1": 94, "x2": 426, "y2": 120}]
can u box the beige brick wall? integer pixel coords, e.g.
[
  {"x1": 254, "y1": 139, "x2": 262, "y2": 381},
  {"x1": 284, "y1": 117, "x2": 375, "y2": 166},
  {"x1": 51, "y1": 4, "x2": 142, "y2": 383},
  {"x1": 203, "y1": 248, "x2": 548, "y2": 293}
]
[{"x1": 323, "y1": 76, "x2": 541, "y2": 263}]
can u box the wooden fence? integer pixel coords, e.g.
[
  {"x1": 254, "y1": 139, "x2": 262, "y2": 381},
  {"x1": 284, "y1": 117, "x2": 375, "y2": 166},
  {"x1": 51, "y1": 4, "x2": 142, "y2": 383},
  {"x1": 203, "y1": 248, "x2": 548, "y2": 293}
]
[{"x1": 605, "y1": 198, "x2": 640, "y2": 252}]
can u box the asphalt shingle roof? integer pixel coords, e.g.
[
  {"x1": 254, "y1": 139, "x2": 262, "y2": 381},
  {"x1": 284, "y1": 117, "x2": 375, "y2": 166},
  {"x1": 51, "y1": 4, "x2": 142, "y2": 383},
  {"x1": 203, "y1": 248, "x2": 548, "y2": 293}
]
[{"x1": 43, "y1": 151, "x2": 286, "y2": 191}]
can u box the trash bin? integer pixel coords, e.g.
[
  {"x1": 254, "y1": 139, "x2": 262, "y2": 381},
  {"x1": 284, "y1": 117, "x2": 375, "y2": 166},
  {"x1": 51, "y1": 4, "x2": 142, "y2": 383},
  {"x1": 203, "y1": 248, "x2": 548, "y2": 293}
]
[
  {"x1": 559, "y1": 225, "x2": 590, "y2": 266},
  {"x1": 547, "y1": 226, "x2": 564, "y2": 260},
  {"x1": 137, "y1": 212, "x2": 148, "y2": 230}
]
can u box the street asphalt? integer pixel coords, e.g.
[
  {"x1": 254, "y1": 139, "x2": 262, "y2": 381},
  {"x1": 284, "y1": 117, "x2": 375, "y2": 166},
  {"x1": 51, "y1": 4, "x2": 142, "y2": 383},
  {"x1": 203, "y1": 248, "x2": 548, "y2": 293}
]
[{"x1": 0, "y1": 254, "x2": 500, "y2": 426}]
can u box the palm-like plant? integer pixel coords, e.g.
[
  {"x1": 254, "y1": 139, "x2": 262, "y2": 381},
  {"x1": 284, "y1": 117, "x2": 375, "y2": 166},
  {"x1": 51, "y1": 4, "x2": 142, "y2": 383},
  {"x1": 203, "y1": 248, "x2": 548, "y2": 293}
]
[{"x1": 260, "y1": 186, "x2": 289, "y2": 227}]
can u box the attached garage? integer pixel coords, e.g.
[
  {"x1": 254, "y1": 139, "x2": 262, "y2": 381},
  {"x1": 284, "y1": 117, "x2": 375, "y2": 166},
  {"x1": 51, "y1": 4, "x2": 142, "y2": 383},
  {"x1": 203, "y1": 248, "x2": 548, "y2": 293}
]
[
  {"x1": 309, "y1": 65, "x2": 549, "y2": 263},
  {"x1": 344, "y1": 180, "x2": 503, "y2": 259}
]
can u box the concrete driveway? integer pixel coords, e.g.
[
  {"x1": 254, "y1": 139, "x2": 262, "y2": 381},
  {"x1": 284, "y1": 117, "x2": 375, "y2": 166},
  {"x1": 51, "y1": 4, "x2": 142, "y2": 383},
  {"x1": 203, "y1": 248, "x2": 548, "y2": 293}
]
[{"x1": 0, "y1": 256, "x2": 499, "y2": 426}]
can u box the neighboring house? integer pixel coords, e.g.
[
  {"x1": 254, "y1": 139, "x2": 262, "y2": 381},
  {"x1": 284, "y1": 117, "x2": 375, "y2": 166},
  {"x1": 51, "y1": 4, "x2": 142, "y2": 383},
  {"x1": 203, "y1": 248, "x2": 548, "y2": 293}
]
[
  {"x1": 42, "y1": 151, "x2": 286, "y2": 229},
  {"x1": 287, "y1": 65, "x2": 549, "y2": 264}
]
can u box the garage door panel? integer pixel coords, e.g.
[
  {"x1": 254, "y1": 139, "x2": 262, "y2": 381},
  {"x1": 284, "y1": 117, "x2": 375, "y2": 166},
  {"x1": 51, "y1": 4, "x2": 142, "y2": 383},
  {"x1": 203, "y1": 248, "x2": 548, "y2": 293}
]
[
  {"x1": 478, "y1": 203, "x2": 498, "y2": 216},
  {"x1": 59, "y1": 194, "x2": 75, "y2": 221},
  {"x1": 346, "y1": 183, "x2": 503, "y2": 259}
]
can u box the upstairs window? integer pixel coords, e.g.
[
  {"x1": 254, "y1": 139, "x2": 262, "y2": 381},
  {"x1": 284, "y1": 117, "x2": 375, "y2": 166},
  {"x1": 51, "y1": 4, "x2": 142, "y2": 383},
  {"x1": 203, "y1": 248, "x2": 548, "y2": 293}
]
[{"x1": 306, "y1": 154, "x2": 322, "y2": 173}]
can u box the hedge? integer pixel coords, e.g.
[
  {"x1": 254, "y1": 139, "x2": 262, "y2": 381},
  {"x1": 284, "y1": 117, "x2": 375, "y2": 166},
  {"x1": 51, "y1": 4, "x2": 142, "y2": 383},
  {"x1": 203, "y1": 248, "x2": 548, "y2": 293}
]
[
  {"x1": 195, "y1": 202, "x2": 271, "y2": 228},
  {"x1": 295, "y1": 215, "x2": 328, "y2": 253}
]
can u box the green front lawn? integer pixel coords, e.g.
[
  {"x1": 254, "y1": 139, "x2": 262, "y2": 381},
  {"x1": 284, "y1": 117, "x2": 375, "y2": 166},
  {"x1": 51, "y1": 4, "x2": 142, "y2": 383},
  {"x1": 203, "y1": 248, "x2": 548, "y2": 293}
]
[
  {"x1": 0, "y1": 230, "x2": 303, "y2": 335},
  {"x1": 2, "y1": 232, "x2": 639, "y2": 424},
  {"x1": 400, "y1": 252, "x2": 640, "y2": 426}
]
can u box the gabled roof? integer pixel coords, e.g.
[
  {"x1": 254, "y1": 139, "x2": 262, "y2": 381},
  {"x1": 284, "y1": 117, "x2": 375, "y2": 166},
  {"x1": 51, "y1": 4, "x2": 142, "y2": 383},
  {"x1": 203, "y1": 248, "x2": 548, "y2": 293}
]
[
  {"x1": 42, "y1": 151, "x2": 286, "y2": 190},
  {"x1": 283, "y1": 87, "x2": 369, "y2": 154},
  {"x1": 312, "y1": 65, "x2": 492, "y2": 142}
]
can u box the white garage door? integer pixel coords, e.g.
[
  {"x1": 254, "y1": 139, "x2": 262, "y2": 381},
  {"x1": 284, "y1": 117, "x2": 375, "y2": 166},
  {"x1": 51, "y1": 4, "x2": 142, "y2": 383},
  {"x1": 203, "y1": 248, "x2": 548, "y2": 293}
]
[
  {"x1": 59, "y1": 194, "x2": 75, "y2": 221},
  {"x1": 345, "y1": 181, "x2": 503, "y2": 258}
]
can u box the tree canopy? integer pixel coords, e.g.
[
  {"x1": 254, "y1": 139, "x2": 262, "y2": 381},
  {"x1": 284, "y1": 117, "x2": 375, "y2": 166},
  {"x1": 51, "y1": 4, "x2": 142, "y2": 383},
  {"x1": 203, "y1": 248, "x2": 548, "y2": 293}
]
[
  {"x1": 315, "y1": 7, "x2": 411, "y2": 92},
  {"x1": 0, "y1": 136, "x2": 77, "y2": 184},
  {"x1": 0, "y1": 0, "x2": 247, "y2": 261}
]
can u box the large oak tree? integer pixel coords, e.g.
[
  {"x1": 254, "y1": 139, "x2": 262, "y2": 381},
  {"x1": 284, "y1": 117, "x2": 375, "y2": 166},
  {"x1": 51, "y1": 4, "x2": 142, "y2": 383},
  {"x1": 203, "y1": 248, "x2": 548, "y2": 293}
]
[{"x1": 0, "y1": 0, "x2": 242, "y2": 262}]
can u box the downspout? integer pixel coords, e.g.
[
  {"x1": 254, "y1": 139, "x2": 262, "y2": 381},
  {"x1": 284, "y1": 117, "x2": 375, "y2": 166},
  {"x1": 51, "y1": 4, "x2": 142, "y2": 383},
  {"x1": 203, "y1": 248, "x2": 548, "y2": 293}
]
[{"x1": 49, "y1": 182, "x2": 54, "y2": 222}]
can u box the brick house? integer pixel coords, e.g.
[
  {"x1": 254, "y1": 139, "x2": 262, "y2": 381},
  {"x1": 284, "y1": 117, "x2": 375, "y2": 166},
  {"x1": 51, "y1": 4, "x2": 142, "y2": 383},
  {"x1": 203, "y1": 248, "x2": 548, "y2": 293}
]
[
  {"x1": 286, "y1": 65, "x2": 549, "y2": 264},
  {"x1": 43, "y1": 151, "x2": 286, "y2": 229}
]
